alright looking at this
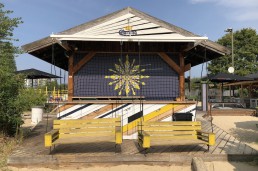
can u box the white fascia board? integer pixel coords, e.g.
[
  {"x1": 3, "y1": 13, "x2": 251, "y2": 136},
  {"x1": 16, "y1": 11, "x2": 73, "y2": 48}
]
[{"x1": 50, "y1": 34, "x2": 208, "y2": 42}]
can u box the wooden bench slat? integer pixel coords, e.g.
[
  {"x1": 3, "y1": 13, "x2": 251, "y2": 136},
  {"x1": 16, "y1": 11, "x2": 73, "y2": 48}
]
[
  {"x1": 54, "y1": 118, "x2": 120, "y2": 124},
  {"x1": 55, "y1": 122, "x2": 121, "y2": 125},
  {"x1": 54, "y1": 122, "x2": 121, "y2": 126},
  {"x1": 45, "y1": 118, "x2": 122, "y2": 148},
  {"x1": 147, "y1": 130, "x2": 197, "y2": 135},
  {"x1": 141, "y1": 126, "x2": 202, "y2": 131},
  {"x1": 140, "y1": 121, "x2": 201, "y2": 126},
  {"x1": 138, "y1": 121, "x2": 215, "y2": 150},
  {"x1": 150, "y1": 139, "x2": 207, "y2": 146},
  {"x1": 54, "y1": 123, "x2": 120, "y2": 129},
  {"x1": 59, "y1": 127, "x2": 115, "y2": 133},
  {"x1": 53, "y1": 136, "x2": 115, "y2": 144},
  {"x1": 54, "y1": 125, "x2": 118, "y2": 129},
  {"x1": 150, "y1": 135, "x2": 198, "y2": 140},
  {"x1": 54, "y1": 122, "x2": 120, "y2": 126},
  {"x1": 59, "y1": 132, "x2": 115, "y2": 138}
]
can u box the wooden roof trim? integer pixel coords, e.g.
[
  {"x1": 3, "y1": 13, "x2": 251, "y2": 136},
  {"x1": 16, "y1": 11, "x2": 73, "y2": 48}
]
[
  {"x1": 200, "y1": 40, "x2": 230, "y2": 55},
  {"x1": 22, "y1": 7, "x2": 130, "y2": 52},
  {"x1": 225, "y1": 80, "x2": 258, "y2": 86},
  {"x1": 128, "y1": 7, "x2": 194, "y2": 37},
  {"x1": 128, "y1": 8, "x2": 230, "y2": 55},
  {"x1": 59, "y1": 7, "x2": 130, "y2": 35},
  {"x1": 22, "y1": 37, "x2": 53, "y2": 53}
]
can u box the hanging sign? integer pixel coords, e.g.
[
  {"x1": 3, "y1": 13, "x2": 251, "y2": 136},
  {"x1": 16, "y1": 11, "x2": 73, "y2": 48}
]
[{"x1": 119, "y1": 25, "x2": 137, "y2": 36}]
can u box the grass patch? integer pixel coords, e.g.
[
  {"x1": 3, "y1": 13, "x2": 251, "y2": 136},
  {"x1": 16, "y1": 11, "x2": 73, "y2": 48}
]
[{"x1": 0, "y1": 134, "x2": 22, "y2": 171}]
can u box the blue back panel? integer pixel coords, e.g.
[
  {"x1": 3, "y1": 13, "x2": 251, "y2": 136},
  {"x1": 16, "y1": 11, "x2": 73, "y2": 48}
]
[{"x1": 74, "y1": 53, "x2": 179, "y2": 100}]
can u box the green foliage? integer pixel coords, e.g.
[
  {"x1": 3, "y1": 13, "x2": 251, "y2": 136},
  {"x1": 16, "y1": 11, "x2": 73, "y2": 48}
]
[
  {"x1": 45, "y1": 80, "x2": 59, "y2": 91},
  {"x1": 0, "y1": 3, "x2": 23, "y2": 41},
  {"x1": 190, "y1": 78, "x2": 202, "y2": 90},
  {"x1": 0, "y1": 3, "x2": 23, "y2": 136},
  {"x1": 15, "y1": 88, "x2": 47, "y2": 111},
  {"x1": 0, "y1": 135, "x2": 20, "y2": 170},
  {"x1": 208, "y1": 28, "x2": 258, "y2": 76},
  {"x1": 0, "y1": 57, "x2": 24, "y2": 135}
]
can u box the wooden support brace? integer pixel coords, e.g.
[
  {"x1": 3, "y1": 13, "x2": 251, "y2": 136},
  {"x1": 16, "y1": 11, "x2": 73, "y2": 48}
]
[
  {"x1": 55, "y1": 40, "x2": 71, "y2": 51},
  {"x1": 157, "y1": 52, "x2": 181, "y2": 74},
  {"x1": 73, "y1": 52, "x2": 96, "y2": 74},
  {"x1": 184, "y1": 63, "x2": 191, "y2": 72}
]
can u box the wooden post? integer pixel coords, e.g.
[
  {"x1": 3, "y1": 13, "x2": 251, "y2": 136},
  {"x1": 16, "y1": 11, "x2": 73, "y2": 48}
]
[
  {"x1": 45, "y1": 86, "x2": 48, "y2": 96},
  {"x1": 53, "y1": 86, "x2": 56, "y2": 97},
  {"x1": 179, "y1": 53, "x2": 185, "y2": 101},
  {"x1": 68, "y1": 54, "x2": 74, "y2": 102},
  {"x1": 229, "y1": 85, "x2": 232, "y2": 98},
  {"x1": 240, "y1": 84, "x2": 243, "y2": 104}
]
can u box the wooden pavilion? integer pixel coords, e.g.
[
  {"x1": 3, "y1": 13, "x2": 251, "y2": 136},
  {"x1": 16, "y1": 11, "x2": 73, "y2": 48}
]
[
  {"x1": 16, "y1": 68, "x2": 61, "y2": 88},
  {"x1": 22, "y1": 7, "x2": 229, "y2": 138}
]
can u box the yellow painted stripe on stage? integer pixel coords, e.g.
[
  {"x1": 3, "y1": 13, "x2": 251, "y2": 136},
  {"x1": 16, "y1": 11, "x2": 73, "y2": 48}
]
[{"x1": 122, "y1": 104, "x2": 179, "y2": 133}]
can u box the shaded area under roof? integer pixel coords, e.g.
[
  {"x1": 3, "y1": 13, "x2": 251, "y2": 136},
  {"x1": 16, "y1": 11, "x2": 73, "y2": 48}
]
[
  {"x1": 16, "y1": 68, "x2": 61, "y2": 79},
  {"x1": 208, "y1": 73, "x2": 254, "y2": 83}
]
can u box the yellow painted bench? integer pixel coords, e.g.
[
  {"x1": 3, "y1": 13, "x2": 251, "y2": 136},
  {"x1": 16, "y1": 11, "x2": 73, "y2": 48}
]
[
  {"x1": 138, "y1": 121, "x2": 215, "y2": 152},
  {"x1": 45, "y1": 118, "x2": 122, "y2": 151}
]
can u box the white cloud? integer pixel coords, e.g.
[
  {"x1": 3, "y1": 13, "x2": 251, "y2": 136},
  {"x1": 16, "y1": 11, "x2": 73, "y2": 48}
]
[
  {"x1": 189, "y1": 0, "x2": 258, "y2": 21},
  {"x1": 216, "y1": 0, "x2": 258, "y2": 8},
  {"x1": 233, "y1": 10, "x2": 258, "y2": 21},
  {"x1": 190, "y1": 0, "x2": 258, "y2": 7}
]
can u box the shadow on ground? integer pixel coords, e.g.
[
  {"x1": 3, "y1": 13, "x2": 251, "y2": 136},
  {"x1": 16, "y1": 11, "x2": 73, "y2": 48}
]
[{"x1": 230, "y1": 121, "x2": 258, "y2": 144}]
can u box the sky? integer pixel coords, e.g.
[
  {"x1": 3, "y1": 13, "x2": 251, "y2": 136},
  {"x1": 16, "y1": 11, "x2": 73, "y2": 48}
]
[{"x1": 3, "y1": 0, "x2": 258, "y2": 78}]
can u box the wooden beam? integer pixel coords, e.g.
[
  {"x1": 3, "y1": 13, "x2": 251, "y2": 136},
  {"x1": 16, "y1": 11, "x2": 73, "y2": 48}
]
[
  {"x1": 157, "y1": 52, "x2": 181, "y2": 74},
  {"x1": 68, "y1": 54, "x2": 74, "y2": 102},
  {"x1": 55, "y1": 39, "x2": 71, "y2": 51},
  {"x1": 225, "y1": 80, "x2": 258, "y2": 86},
  {"x1": 179, "y1": 53, "x2": 185, "y2": 101},
  {"x1": 184, "y1": 63, "x2": 191, "y2": 72},
  {"x1": 73, "y1": 52, "x2": 96, "y2": 74},
  {"x1": 183, "y1": 41, "x2": 202, "y2": 52}
]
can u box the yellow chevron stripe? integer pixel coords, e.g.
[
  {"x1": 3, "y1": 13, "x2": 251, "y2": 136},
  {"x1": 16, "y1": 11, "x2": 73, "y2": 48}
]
[{"x1": 122, "y1": 104, "x2": 179, "y2": 133}]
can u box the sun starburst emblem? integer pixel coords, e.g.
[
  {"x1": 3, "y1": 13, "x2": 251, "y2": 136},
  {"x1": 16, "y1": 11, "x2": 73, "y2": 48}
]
[{"x1": 105, "y1": 55, "x2": 149, "y2": 96}]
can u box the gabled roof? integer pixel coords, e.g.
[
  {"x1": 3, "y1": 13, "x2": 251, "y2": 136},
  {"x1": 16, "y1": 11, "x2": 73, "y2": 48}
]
[
  {"x1": 51, "y1": 11, "x2": 207, "y2": 42},
  {"x1": 16, "y1": 68, "x2": 61, "y2": 79},
  {"x1": 209, "y1": 73, "x2": 253, "y2": 83},
  {"x1": 22, "y1": 7, "x2": 230, "y2": 70},
  {"x1": 246, "y1": 72, "x2": 258, "y2": 80}
]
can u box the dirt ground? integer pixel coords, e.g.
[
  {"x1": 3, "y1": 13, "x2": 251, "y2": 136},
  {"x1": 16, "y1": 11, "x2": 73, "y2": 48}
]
[
  {"x1": 7, "y1": 161, "x2": 258, "y2": 171},
  {"x1": 212, "y1": 116, "x2": 258, "y2": 150}
]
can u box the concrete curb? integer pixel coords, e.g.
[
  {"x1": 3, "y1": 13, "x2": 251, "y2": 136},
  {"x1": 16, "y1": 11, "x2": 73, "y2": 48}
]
[
  {"x1": 191, "y1": 157, "x2": 208, "y2": 171},
  {"x1": 8, "y1": 154, "x2": 258, "y2": 168}
]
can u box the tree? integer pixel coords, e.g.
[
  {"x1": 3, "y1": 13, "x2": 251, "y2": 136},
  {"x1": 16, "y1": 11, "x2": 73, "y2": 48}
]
[
  {"x1": 208, "y1": 28, "x2": 258, "y2": 76},
  {"x1": 0, "y1": 3, "x2": 23, "y2": 136}
]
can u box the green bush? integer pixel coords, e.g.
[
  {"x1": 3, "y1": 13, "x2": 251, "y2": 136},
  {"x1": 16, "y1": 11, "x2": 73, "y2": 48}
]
[
  {"x1": 15, "y1": 88, "x2": 47, "y2": 112},
  {"x1": 0, "y1": 3, "x2": 23, "y2": 136}
]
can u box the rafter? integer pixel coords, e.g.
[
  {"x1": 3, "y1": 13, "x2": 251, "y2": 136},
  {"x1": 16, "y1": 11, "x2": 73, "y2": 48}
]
[
  {"x1": 157, "y1": 52, "x2": 181, "y2": 74},
  {"x1": 184, "y1": 63, "x2": 191, "y2": 72},
  {"x1": 73, "y1": 52, "x2": 96, "y2": 74}
]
